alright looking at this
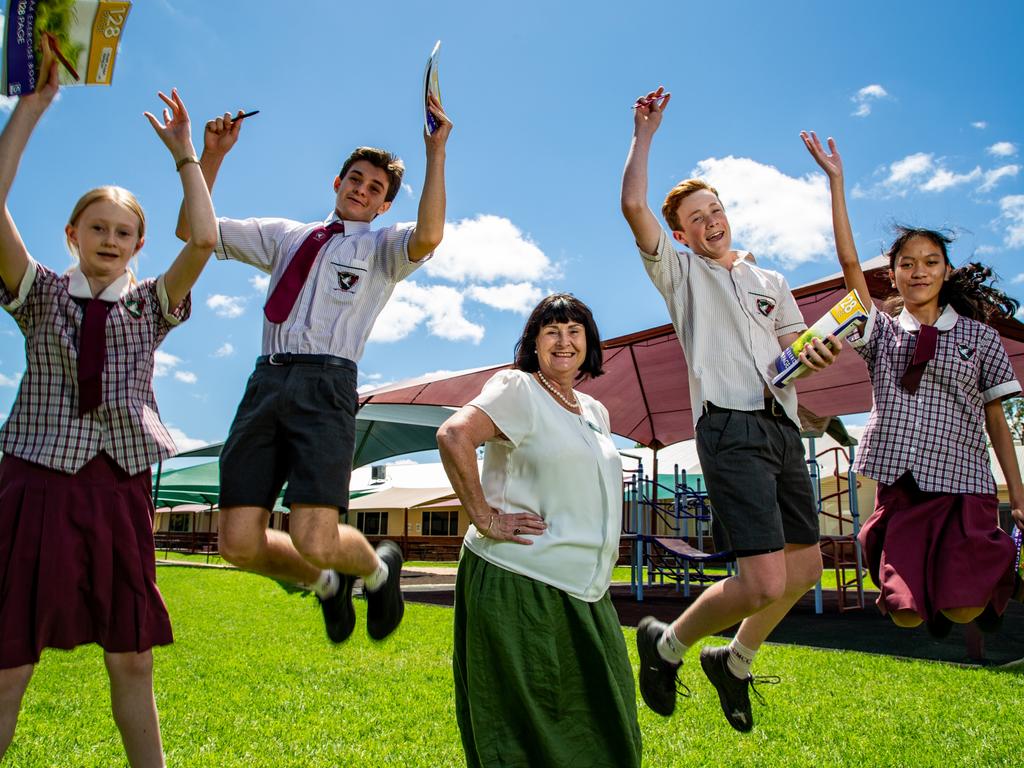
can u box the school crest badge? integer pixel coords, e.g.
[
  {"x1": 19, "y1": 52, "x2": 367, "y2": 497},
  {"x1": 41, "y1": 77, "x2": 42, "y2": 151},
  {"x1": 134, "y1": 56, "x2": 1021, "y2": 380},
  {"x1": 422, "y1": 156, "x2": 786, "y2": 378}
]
[
  {"x1": 122, "y1": 297, "x2": 144, "y2": 319},
  {"x1": 956, "y1": 343, "x2": 975, "y2": 361},
  {"x1": 337, "y1": 271, "x2": 360, "y2": 293},
  {"x1": 756, "y1": 297, "x2": 776, "y2": 317}
]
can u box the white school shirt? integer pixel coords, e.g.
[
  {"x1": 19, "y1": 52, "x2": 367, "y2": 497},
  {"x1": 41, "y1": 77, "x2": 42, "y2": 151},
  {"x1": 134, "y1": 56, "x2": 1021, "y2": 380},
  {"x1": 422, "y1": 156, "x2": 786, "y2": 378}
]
[
  {"x1": 462, "y1": 370, "x2": 624, "y2": 603},
  {"x1": 640, "y1": 229, "x2": 806, "y2": 429},
  {"x1": 216, "y1": 213, "x2": 428, "y2": 362}
]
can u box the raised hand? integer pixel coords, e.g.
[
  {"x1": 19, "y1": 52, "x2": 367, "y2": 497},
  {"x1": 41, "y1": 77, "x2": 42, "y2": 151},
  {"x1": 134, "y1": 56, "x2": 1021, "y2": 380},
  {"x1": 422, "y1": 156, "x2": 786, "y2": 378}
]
[
  {"x1": 633, "y1": 86, "x2": 671, "y2": 135},
  {"x1": 144, "y1": 89, "x2": 196, "y2": 163},
  {"x1": 424, "y1": 94, "x2": 453, "y2": 151},
  {"x1": 20, "y1": 35, "x2": 60, "y2": 115},
  {"x1": 801, "y1": 130, "x2": 843, "y2": 180},
  {"x1": 203, "y1": 111, "x2": 246, "y2": 159}
]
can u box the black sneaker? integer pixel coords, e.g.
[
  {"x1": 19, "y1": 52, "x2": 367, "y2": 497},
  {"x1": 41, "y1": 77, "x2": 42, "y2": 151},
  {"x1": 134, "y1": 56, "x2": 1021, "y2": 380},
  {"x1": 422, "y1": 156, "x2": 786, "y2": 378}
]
[
  {"x1": 700, "y1": 645, "x2": 778, "y2": 732},
  {"x1": 318, "y1": 572, "x2": 355, "y2": 643},
  {"x1": 636, "y1": 616, "x2": 685, "y2": 717},
  {"x1": 366, "y1": 540, "x2": 404, "y2": 640}
]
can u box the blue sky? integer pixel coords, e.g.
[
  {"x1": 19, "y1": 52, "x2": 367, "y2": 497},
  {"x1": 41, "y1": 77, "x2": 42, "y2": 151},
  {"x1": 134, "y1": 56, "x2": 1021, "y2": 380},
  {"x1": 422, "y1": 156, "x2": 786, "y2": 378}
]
[{"x1": 1, "y1": 0, "x2": 1022, "y2": 451}]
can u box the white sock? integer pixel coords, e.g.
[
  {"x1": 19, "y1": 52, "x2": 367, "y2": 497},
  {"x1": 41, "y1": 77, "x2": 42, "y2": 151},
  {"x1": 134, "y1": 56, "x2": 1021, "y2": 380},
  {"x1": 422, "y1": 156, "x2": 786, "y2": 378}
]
[
  {"x1": 726, "y1": 638, "x2": 757, "y2": 679},
  {"x1": 311, "y1": 570, "x2": 338, "y2": 599},
  {"x1": 363, "y1": 557, "x2": 389, "y2": 592},
  {"x1": 657, "y1": 625, "x2": 688, "y2": 663}
]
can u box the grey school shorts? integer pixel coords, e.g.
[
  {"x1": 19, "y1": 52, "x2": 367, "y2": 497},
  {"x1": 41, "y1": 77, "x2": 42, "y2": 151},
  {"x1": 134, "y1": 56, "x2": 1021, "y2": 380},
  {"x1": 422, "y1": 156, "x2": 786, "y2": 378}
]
[
  {"x1": 695, "y1": 405, "x2": 819, "y2": 554},
  {"x1": 219, "y1": 355, "x2": 358, "y2": 511}
]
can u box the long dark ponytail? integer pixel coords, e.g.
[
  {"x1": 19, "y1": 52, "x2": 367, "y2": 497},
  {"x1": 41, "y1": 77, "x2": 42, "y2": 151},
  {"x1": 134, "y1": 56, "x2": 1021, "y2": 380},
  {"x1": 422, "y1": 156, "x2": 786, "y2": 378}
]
[{"x1": 884, "y1": 226, "x2": 1019, "y2": 322}]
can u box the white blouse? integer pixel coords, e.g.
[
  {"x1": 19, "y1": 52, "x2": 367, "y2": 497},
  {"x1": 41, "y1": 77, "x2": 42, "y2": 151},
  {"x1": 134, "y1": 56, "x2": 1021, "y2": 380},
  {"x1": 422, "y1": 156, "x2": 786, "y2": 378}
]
[{"x1": 462, "y1": 369, "x2": 623, "y2": 602}]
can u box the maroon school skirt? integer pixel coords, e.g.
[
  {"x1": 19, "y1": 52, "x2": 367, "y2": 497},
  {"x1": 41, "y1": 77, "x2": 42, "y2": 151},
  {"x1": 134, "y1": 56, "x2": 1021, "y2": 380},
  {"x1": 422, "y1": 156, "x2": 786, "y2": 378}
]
[
  {"x1": 858, "y1": 472, "x2": 1016, "y2": 621},
  {"x1": 0, "y1": 453, "x2": 173, "y2": 669}
]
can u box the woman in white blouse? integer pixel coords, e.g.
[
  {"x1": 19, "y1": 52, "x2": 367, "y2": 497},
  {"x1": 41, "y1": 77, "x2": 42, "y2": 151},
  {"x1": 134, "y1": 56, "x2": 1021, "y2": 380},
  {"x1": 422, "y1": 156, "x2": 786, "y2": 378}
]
[{"x1": 437, "y1": 294, "x2": 640, "y2": 768}]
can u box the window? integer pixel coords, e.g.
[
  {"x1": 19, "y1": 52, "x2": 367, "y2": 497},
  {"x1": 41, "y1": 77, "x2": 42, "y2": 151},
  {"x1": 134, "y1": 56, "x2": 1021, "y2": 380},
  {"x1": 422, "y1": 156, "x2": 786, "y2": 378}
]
[
  {"x1": 371, "y1": 465, "x2": 387, "y2": 482},
  {"x1": 169, "y1": 513, "x2": 191, "y2": 532},
  {"x1": 421, "y1": 510, "x2": 458, "y2": 536},
  {"x1": 357, "y1": 511, "x2": 388, "y2": 536}
]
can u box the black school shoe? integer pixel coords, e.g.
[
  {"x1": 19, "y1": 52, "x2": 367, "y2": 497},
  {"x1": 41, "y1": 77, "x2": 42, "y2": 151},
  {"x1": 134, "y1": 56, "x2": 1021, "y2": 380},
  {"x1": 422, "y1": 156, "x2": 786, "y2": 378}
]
[
  {"x1": 636, "y1": 616, "x2": 685, "y2": 716},
  {"x1": 366, "y1": 540, "x2": 405, "y2": 640},
  {"x1": 319, "y1": 572, "x2": 356, "y2": 643},
  {"x1": 699, "y1": 645, "x2": 779, "y2": 733}
]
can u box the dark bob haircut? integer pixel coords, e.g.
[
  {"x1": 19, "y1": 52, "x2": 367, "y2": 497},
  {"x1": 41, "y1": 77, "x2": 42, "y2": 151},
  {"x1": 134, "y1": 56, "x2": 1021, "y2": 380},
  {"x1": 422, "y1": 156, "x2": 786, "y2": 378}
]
[{"x1": 513, "y1": 293, "x2": 604, "y2": 381}]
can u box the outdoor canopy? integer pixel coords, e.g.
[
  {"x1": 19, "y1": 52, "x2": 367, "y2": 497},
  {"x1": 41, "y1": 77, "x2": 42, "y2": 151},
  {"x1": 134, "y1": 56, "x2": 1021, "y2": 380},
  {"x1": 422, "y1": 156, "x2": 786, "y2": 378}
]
[{"x1": 359, "y1": 256, "x2": 1024, "y2": 449}]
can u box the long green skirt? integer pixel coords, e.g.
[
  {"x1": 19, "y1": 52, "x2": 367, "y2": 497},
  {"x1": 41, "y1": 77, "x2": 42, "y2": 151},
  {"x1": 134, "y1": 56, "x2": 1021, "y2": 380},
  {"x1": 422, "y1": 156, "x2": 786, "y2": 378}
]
[{"x1": 453, "y1": 548, "x2": 642, "y2": 768}]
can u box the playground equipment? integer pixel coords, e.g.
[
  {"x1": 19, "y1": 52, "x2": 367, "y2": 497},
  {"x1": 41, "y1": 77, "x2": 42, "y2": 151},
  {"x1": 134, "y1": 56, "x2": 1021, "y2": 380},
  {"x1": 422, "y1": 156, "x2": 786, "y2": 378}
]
[
  {"x1": 806, "y1": 437, "x2": 866, "y2": 612},
  {"x1": 623, "y1": 462, "x2": 735, "y2": 602},
  {"x1": 623, "y1": 429, "x2": 867, "y2": 613}
]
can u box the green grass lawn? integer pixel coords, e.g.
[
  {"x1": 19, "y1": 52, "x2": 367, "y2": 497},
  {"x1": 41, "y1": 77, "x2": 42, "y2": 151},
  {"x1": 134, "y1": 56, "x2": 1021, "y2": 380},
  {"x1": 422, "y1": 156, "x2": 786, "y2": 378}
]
[{"x1": 8, "y1": 567, "x2": 1019, "y2": 767}]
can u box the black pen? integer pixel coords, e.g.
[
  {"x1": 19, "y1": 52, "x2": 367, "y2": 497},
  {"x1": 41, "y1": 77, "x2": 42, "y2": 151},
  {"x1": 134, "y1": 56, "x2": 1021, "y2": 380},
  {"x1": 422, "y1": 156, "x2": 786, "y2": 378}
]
[{"x1": 233, "y1": 110, "x2": 259, "y2": 121}]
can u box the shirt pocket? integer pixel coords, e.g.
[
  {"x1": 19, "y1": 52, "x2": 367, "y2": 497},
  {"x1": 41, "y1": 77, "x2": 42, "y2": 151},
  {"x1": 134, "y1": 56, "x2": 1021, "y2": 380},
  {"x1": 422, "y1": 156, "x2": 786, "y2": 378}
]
[
  {"x1": 326, "y1": 255, "x2": 369, "y2": 306},
  {"x1": 746, "y1": 290, "x2": 779, "y2": 331}
]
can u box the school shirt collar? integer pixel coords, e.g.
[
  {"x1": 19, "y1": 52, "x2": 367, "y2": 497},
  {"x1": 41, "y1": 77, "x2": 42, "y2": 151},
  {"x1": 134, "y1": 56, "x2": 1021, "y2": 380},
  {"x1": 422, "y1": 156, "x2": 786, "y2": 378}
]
[
  {"x1": 326, "y1": 212, "x2": 370, "y2": 234},
  {"x1": 698, "y1": 249, "x2": 755, "y2": 270},
  {"x1": 67, "y1": 266, "x2": 133, "y2": 301},
  {"x1": 898, "y1": 304, "x2": 959, "y2": 333}
]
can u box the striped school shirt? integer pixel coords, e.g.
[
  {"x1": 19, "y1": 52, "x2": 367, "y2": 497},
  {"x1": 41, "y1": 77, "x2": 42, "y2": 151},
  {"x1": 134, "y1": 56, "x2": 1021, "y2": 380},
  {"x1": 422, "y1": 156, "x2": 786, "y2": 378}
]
[
  {"x1": 215, "y1": 213, "x2": 427, "y2": 362},
  {"x1": 0, "y1": 260, "x2": 190, "y2": 475},
  {"x1": 640, "y1": 229, "x2": 806, "y2": 429}
]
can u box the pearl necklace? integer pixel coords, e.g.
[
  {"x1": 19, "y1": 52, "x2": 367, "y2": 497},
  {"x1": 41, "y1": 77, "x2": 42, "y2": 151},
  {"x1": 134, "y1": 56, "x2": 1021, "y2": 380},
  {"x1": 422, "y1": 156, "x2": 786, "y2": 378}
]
[{"x1": 537, "y1": 370, "x2": 580, "y2": 411}]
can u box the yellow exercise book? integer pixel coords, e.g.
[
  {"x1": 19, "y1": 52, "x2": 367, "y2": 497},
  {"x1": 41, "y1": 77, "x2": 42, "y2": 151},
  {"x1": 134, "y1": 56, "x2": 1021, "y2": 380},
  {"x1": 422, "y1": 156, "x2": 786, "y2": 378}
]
[
  {"x1": 2, "y1": 0, "x2": 132, "y2": 96},
  {"x1": 771, "y1": 289, "x2": 869, "y2": 388}
]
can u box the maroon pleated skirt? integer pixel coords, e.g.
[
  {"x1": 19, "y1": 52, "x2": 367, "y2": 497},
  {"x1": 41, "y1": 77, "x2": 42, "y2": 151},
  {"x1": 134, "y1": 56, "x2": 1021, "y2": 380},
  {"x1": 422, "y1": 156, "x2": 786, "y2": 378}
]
[
  {"x1": 858, "y1": 472, "x2": 1016, "y2": 621},
  {"x1": 0, "y1": 453, "x2": 173, "y2": 669}
]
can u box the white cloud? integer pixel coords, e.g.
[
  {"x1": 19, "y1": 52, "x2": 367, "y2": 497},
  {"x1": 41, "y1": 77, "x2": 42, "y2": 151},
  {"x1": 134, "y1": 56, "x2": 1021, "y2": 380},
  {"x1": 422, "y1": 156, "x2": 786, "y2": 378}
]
[
  {"x1": 206, "y1": 294, "x2": 247, "y2": 318},
  {"x1": 999, "y1": 195, "x2": 1024, "y2": 249},
  {"x1": 987, "y1": 142, "x2": 1018, "y2": 157},
  {"x1": 851, "y1": 84, "x2": 889, "y2": 117},
  {"x1": 427, "y1": 215, "x2": 556, "y2": 283},
  {"x1": 370, "y1": 281, "x2": 484, "y2": 344},
  {"x1": 0, "y1": 371, "x2": 21, "y2": 387},
  {"x1": 689, "y1": 156, "x2": 832, "y2": 266},
  {"x1": 1012, "y1": 272, "x2": 1024, "y2": 284},
  {"x1": 249, "y1": 274, "x2": 270, "y2": 292},
  {"x1": 919, "y1": 166, "x2": 981, "y2": 192},
  {"x1": 174, "y1": 370, "x2": 198, "y2": 384},
  {"x1": 212, "y1": 342, "x2": 235, "y2": 358},
  {"x1": 976, "y1": 245, "x2": 999, "y2": 256},
  {"x1": 885, "y1": 152, "x2": 934, "y2": 188},
  {"x1": 467, "y1": 282, "x2": 544, "y2": 314},
  {"x1": 402, "y1": 183, "x2": 414, "y2": 198},
  {"x1": 978, "y1": 164, "x2": 1020, "y2": 193},
  {"x1": 165, "y1": 425, "x2": 209, "y2": 453},
  {"x1": 972, "y1": 121, "x2": 988, "y2": 130},
  {"x1": 153, "y1": 350, "x2": 182, "y2": 377}
]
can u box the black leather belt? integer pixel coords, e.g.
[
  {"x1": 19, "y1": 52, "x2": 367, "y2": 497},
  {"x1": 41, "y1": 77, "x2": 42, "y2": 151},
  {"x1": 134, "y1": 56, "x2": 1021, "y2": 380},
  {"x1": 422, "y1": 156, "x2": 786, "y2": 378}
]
[
  {"x1": 703, "y1": 398, "x2": 787, "y2": 418},
  {"x1": 257, "y1": 353, "x2": 355, "y2": 370}
]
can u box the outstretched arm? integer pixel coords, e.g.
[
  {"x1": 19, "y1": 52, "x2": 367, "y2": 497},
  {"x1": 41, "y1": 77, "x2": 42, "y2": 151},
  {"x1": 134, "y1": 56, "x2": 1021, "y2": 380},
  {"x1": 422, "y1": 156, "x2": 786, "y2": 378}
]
[
  {"x1": 0, "y1": 42, "x2": 59, "y2": 293},
  {"x1": 408, "y1": 95, "x2": 453, "y2": 262},
  {"x1": 801, "y1": 131, "x2": 871, "y2": 308},
  {"x1": 986, "y1": 401, "x2": 1024, "y2": 531},
  {"x1": 147, "y1": 90, "x2": 218, "y2": 308},
  {"x1": 621, "y1": 87, "x2": 670, "y2": 255},
  {"x1": 174, "y1": 110, "x2": 245, "y2": 241}
]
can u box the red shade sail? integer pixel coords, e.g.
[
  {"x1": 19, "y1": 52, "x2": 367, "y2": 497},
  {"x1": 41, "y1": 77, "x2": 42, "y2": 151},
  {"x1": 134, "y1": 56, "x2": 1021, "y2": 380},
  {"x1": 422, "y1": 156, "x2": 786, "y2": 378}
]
[{"x1": 360, "y1": 257, "x2": 1024, "y2": 449}]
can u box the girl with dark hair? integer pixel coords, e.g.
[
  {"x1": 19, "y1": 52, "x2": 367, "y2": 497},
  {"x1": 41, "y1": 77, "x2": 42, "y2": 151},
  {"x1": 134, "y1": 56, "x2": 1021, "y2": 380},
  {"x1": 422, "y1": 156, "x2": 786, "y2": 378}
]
[
  {"x1": 804, "y1": 131, "x2": 1024, "y2": 634},
  {"x1": 437, "y1": 293, "x2": 640, "y2": 767}
]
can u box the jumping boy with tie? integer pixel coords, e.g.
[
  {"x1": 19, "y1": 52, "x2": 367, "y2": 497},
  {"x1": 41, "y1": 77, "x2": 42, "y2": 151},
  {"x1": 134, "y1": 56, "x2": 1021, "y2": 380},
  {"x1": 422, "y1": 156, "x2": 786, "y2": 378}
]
[{"x1": 176, "y1": 97, "x2": 452, "y2": 644}]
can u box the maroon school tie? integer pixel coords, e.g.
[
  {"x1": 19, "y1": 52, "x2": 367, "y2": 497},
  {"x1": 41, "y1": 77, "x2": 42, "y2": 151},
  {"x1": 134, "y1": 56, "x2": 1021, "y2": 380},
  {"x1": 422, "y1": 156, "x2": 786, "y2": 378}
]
[
  {"x1": 900, "y1": 323, "x2": 938, "y2": 395},
  {"x1": 263, "y1": 221, "x2": 345, "y2": 323},
  {"x1": 78, "y1": 298, "x2": 114, "y2": 415}
]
